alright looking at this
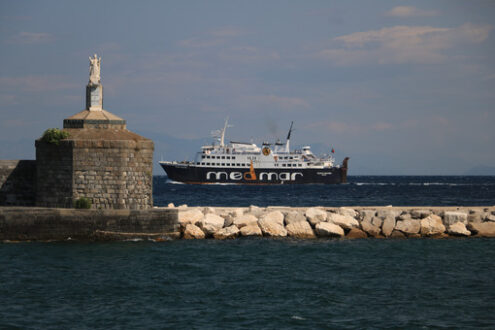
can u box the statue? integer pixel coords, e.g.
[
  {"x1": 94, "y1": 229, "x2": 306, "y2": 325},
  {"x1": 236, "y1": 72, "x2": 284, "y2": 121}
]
[{"x1": 89, "y1": 54, "x2": 101, "y2": 85}]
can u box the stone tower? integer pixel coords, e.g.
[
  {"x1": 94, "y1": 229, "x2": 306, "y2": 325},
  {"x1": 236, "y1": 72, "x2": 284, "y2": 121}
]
[{"x1": 35, "y1": 55, "x2": 154, "y2": 209}]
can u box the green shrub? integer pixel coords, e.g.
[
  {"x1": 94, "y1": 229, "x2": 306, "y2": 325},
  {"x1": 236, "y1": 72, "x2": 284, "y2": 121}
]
[
  {"x1": 41, "y1": 128, "x2": 70, "y2": 145},
  {"x1": 74, "y1": 197, "x2": 92, "y2": 209}
]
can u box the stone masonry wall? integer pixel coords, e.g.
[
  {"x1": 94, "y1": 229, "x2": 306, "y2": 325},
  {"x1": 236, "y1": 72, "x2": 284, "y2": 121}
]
[
  {"x1": 72, "y1": 139, "x2": 153, "y2": 210},
  {"x1": 35, "y1": 141, "x2": 74, "y2": 208},
  {"x1": 0, "y1": 207, "x2": 179, "y2": 241},
  {"x1": 0, "y1": 160, "x2": 36, "y2": 206}
]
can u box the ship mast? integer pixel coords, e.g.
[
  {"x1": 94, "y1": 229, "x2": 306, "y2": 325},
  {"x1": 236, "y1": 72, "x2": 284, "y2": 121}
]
[
  {"x1": 220, "y1": 117, "x2": 230, "y2": 147},
  {"x1": 285, "y1": 121, "x2": 293, "y2": 152}
]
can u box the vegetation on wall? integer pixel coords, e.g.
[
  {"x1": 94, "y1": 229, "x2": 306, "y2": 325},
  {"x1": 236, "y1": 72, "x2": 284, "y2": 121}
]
[
  {"x1": 41, "y1": 128, "x2": 70, "y2": 145},
  {"x1": 74, "y1": 197, "x2": 92, "y2": 209}
]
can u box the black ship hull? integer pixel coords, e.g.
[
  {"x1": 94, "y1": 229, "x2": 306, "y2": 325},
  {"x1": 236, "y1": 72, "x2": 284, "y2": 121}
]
[{"x1": 160, "y1": 159, "x2": 348, "y2": 185}]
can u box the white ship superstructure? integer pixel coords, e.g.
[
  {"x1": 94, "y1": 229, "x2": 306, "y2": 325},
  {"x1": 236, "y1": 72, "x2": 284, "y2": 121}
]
[{"x1": 195, "y1": 120, "x2": 336, "y2": 170}]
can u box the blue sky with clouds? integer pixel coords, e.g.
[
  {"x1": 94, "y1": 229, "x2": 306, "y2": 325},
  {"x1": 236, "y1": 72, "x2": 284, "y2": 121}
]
[{"x1": 1, "y1": 1, "x2": 494, "y2": 174}]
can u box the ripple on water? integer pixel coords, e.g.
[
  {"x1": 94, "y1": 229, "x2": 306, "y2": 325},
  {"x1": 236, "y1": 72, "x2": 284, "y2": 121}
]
[{"x1": 1, "y1": 239, "x2": 495, "y2": 328}]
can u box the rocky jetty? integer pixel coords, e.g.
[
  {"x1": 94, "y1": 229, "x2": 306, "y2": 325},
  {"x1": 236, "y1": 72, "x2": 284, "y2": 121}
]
[{"x1": 171, "y1": 206, "x2": 495, "y2": 240}]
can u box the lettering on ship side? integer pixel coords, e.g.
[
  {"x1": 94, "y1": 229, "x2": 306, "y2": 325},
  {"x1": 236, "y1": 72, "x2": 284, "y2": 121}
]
[
  {"x1": 316, "y1": 172, "x2": 333, "y2": 176},
  {"x1": 206, "y1": 170, "x2": 303, "y2": 181}
]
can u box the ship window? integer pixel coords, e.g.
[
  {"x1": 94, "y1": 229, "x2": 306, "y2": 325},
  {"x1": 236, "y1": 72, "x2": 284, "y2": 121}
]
[
  {"x1": 282, "y1": 164, "x2": 286, "y2": 167},
  {"x1": 206, "y1": 156, "x2": 210, "y2": 159},
  {"x1": 298, "y1": 164, "x2": 302, "y2": 167},
  {"x1": 237, "y1": 163, "x2": 240, "y2": 166},
  {"x1": 206, "y1": 163, "x2": 210, "y2": 165},
  {"x1": 232, "y1": 156, "x2": 236, "y2": 159},
  {"x1": 222, "y1": 156, "x2": 225, "y2": 159},
  {"x1": 201, "y1": 155, "x2": 205, "y2": 159}
]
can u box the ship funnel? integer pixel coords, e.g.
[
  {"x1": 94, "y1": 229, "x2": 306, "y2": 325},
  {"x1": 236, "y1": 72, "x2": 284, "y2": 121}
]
[{"x1": 285, "y1": 121, "x2": 294, "y2": 152}]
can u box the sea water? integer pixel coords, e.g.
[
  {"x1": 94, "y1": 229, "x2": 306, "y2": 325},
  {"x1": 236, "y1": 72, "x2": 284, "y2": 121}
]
[
  {"x1": 1, "y1": 176, "x2": 495, "y2": 328},
  {"x1": 154, "y1": 175, "x2": 495, "y2": 207},
  {"x1": 1, "y1": 239, "x2": 494, "y2": 328}
]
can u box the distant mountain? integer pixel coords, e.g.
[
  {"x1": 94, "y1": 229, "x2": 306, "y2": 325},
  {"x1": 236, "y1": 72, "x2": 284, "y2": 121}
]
[{"x1": 463, "y1": 166, "x2": 495, "y2": 176}]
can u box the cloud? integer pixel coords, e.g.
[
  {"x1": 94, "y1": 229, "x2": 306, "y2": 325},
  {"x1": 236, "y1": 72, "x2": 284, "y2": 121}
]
[
  {"x1": 219, "y1": 46, "x2": 280, "y2": 63},
  {"x1": 385, "y1": 6, "x2": 438, "y2": 17},
  {"x1": 179, "y1": 26, "x2": 244, "y2": 48},
  {"x1": 0, "y1": 75, "x2": 78, "y2": 93},
  {"x1": 179, "y1": 37, "x2": 225, "y2": 48},
  {"x1": 9, "y1": 32, "x2": 54, "y2": 44},
  {"x1": 315, "y1": 23, "x2": 492, "y2": 65},
  {"x1": 254, "y1": 94, "x2": 310, "y2": 110}
]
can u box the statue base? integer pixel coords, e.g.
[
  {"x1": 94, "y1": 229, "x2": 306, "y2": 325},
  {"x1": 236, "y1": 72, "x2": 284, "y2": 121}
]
[{"x1": 86, "y1": 84, "x2": 103, "y2": 111}]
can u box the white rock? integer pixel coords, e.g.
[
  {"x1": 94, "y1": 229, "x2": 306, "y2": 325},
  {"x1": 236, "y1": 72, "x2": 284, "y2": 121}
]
[
  {"x1": 443, "y1": 211, "x2": 468, "y2": 225},
  {"x1": 327, "y1": 213, "x2": 359, "y2": 230},
  {"x1": 398, "y1": 213, "x2": 412, "y2": 220},
  {"x1": 305, "y1": 208, "x2": 327, "y2": 225},
  {"x1": 359, "y1": 210, "x2": 376, "y2": 222},
  {"x1": 338, "y1": 207, "x2": 357, "y2": 218},
  {"x1": 203, "y1": 207, "x2": 216, "y2": 214},
  {"x1": 167, "y1": 202, "x2": 175, "y2": 208},
  {"x1": 260, "y1": 211, "x2": 284, "y2": 227},
  {"x1": 361, "y1": 220, "x2": 381, "y2": 237},
  {"x1": 411, "y1": 209, "x2": 431, "y2": 219},
  {"x1": 420, "y1": 214, "x2": 446, "y2": 236},
  {"x1": 286, "y1": 221, "x2": 315, "y2": 238},
  {"x1": 233, "y1": 214, "x2": 259, "y2": 228},
  {"x1": 178, "y1": 209, "x2": 204, "y2": 226},
  {"x1": 249, "y1": 205, "x2": 265, "y2": 217},
  {"x1": 183, "y1": 224, "x2": 205, "y2": 239},
  {"x1": 199, "y1": 213, "x2": 225, "y2": 235},
  {"x1": 315, "y1": 222, "x2": 344, "y2": 237},
  {"x1": 376, "y1": 209, "x2": 400, "y2": 219},
  {"x1": 231, "y1": 208, "x2": 244, "y2": 217},
  {"x1": 178, "y1": 204, "x2": 188, "y2": 209},
  {"x1": 213, "y1": 225, "x2": 240, "y2": 239},
  {"x1": 223, "y1": 215, "x2": 234, "y2": 227},
  {"x1": 371, "y1": 216, "x2": 383, "y2": 228},
  {"x1": 285, "y1": 211, "x2": 307, "y2": 225},
  {"x1": 258, "y1": 217, "x2": 287, "y2": 237},
  {"x1": 395, "y1": 219, "x2": 421, "y2": 234},
  {"x1": 447, "y1": 222, "x2": 471, "y2": 236},
  {"x1": 467, "y1": 222, "x2": 495, "y2": 237},
  {"x1": 382, "y1": 216, "x2": 396, "y2": 237},
  {"x1": 240, "y1": 224, "x2": 263, "y2": 237},
  {"x1": 485, "y1": 214, "x2": 495, "y2": 222}
]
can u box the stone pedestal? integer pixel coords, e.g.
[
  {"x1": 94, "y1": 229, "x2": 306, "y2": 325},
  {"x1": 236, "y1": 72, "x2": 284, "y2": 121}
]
[
  {"x1": 86, "y1": 83, "x2": 103, "y2": 110},
  {"x1": 35, "y1": 55, "x2": 154, "y2": 210},
  {"x1": 36, "y1": 130, "x2": 154, "y2": 210}
]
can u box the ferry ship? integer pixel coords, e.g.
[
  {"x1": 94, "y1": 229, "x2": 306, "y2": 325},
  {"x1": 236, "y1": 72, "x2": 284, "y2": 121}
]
[{"x1": 159, "y1": 120, "x2": 349, "y2": 184}]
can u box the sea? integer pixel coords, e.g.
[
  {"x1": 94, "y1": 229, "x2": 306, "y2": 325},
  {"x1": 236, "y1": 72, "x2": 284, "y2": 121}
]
[{"x1": 1, "y1": 176, "x2": 495, "y2": 329}]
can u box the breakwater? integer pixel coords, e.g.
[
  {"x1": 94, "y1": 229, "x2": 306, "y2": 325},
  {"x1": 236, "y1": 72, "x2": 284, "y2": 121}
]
[
  {"x1": 175, "y1": 205, "x2": 495, "y2": 239},
  {"x1": 2, "y1": 205, "x2": 495, "y2": 242}
]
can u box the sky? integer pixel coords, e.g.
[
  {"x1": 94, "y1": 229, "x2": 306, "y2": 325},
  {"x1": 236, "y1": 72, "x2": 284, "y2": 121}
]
[{"x1": 0, "y1": 0, "x2": 494, "y2": 175}]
